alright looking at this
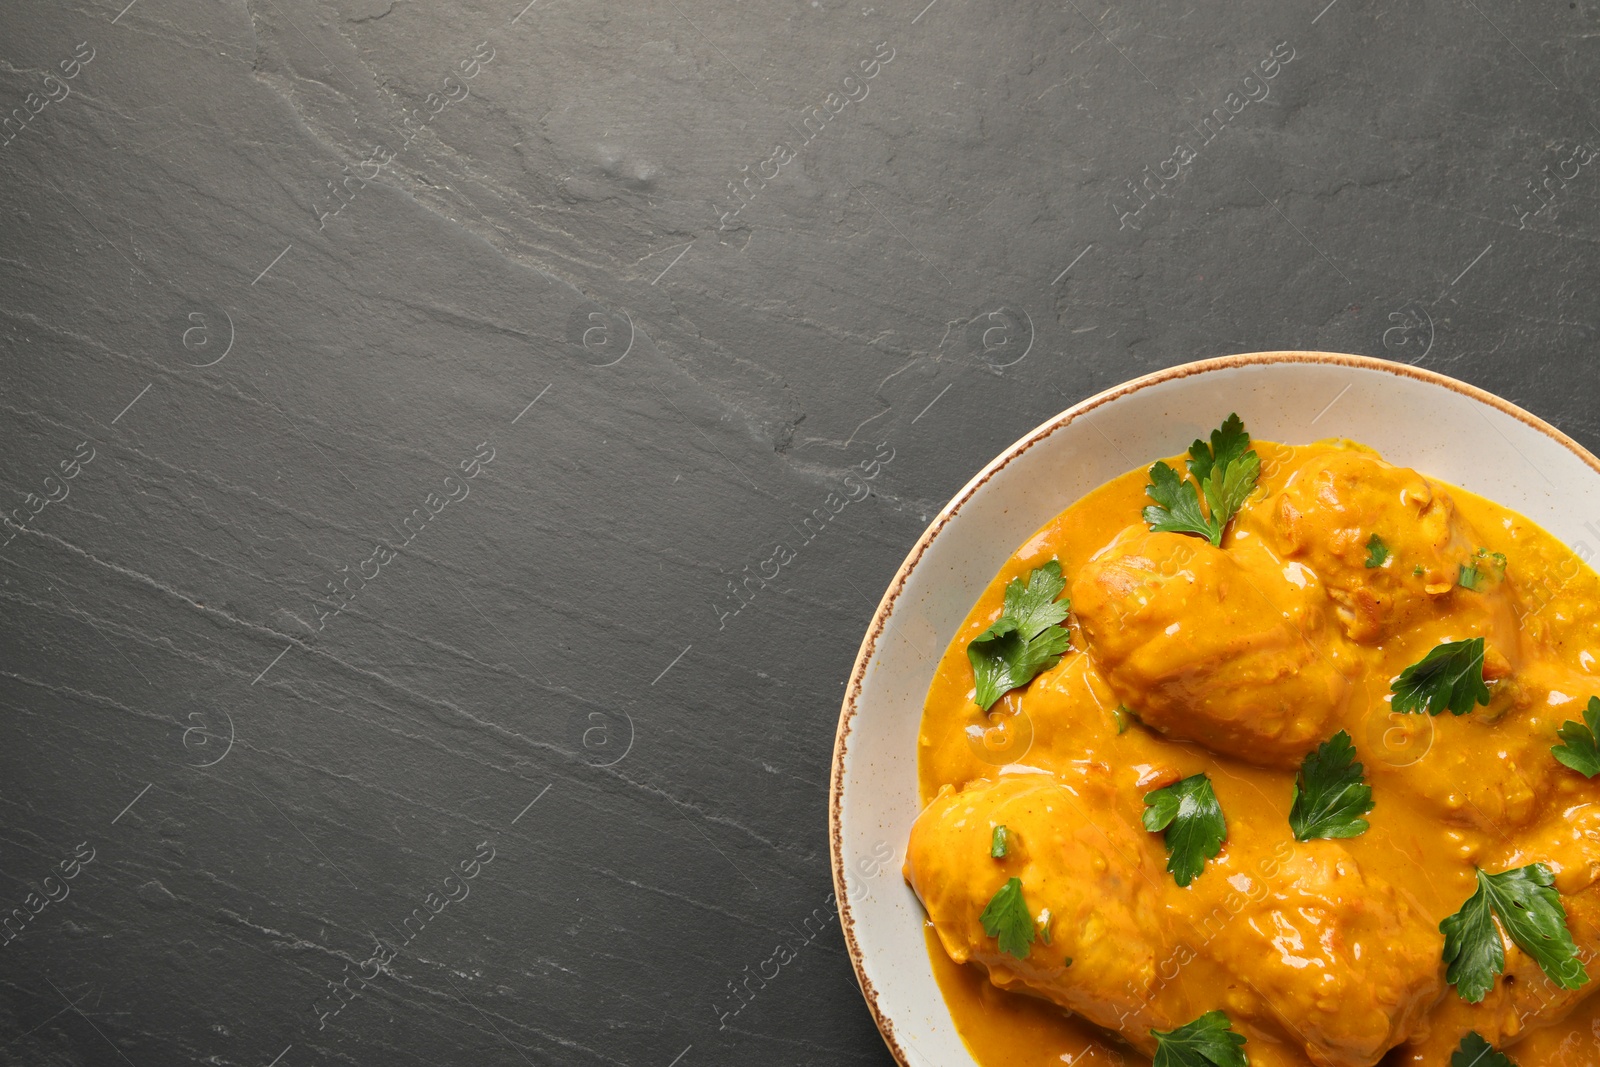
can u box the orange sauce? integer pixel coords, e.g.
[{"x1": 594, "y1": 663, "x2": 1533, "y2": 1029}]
[{"x1": 910, "y1": 441, "x2": 1600, "y2": 1066}]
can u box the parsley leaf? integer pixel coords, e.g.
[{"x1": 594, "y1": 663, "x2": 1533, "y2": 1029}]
[
  {"x1": 1391, "y1": 638, "x2": 1491, "y2": 716},
  {"x1": 1198, "y1": 461, "x2": 1260, "y2": 539},
  {"x1": 1144, "y1": 460, "x2": 1218, "y2": 542},
  {"x1": 1186, "y1": 413, "x2": 1252, "y2": 484},
  {"x1": 1144, "y1": 415, "x2": 1261, "y2": 546},
  {"x1": 990, "y1": 825, "x2": 1010, "y2": 858},
  {"x1": 967, "y1": 561, "x2": 1073, "y2": 711},
  {"x1": 1289, "y1": 731, "x2": 1374, "y2": 841},
  {"x1": 1441, "y1": 870, "x2": 1501, "y2": 1004},
  {"x1": 1484, "y1": 866, "x2": 1590, "y2": 992},
  {"x1": 979, "y1": 877, "x2": 1035, "y2": 959},
  {"x1": 1365, "y1": 533, "x2": 1389, "y2": 569},
  {"x1": 1441, "y1": 864, "x2": 1589, "y2": 1003},
  {"x1": 1451, "y1": 1033, "x2": 1515, "y2": 1067},
  {"x1": 1553, "y1": 696, "x2": 1600, "y2": 778},
  {"x1": 1150, "y1": 1010, "x2": 1248, "y2": 1067},
  {"x1": 1143, "y1": 774, "x2": 1227, "y2": 887}
]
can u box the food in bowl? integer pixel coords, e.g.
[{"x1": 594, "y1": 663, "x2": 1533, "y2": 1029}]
[{"x1": 903, "y1": 415, "x2": 1600, "y2": 1066}]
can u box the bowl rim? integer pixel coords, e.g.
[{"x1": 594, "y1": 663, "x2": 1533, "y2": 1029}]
[{"x1": 827, "y1": 349, "x2": 1600, "y2": 1066}]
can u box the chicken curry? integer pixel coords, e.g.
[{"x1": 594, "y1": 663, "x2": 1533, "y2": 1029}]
[{"x1": 905, "y1": 419, "x2": 1600, "y2": 1066}]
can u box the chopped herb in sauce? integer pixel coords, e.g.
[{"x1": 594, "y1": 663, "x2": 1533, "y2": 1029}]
[
  {"x1": 1460, "y1": 548, "x2": 1507, "y2": 590},
  {"x1": 1112, "y1": 704, "x2": 1132, "y2": 734},
  {"x1": 1364, "y1": 533, "x2": 1390, "y2": 568}
]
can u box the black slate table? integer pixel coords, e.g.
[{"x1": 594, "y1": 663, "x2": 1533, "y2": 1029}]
[{"x1": 2, "y1": 0, "x2": 1598, "y2": 1064}]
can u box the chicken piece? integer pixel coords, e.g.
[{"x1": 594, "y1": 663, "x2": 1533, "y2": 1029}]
[
  {"x1": 1071, "y1": 527, "x2": 1354, "y2": 767},
  {"x1": 1257, "y1": 444, "x2": 1524, "y2": 651},
  {"x1": 1392, "y1": 804, "x2": 1600, "y2": 1061},
  {"x1": 905, "y1": 773, "x2": 1444, "y2": 1067},
  {"x1": 1176, "y1": 840, "x2": 1444, "y2": 1067},
  {"x1": 1376, "y1": 661, "x2": 1592, "y2": 835},
  {"x1": 1387, "y1": 713, "x2": 1555, "y2": 833},
  {"x1": 905, "y1": 771, "x2": 1179, "y2": 1051}
]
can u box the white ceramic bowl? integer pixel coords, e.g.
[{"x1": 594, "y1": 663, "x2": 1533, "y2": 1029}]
[{"x1": 829, "y1": 351, "x2": 1600, "y2": 1066}]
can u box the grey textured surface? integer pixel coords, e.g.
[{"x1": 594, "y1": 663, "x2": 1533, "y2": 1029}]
[{"x1": 2, "y1": 0, "x2": 1600, "y2": 1064}]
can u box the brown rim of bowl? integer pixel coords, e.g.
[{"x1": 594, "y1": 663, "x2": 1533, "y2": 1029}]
[{"x1": 827, "y1": 350, "x2": 1600, "y2": 1067}]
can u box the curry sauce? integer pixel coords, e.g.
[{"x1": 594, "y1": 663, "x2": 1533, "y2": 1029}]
[{"x1": 906, "y1": 440, "x2": 1600, "y2": 1066}]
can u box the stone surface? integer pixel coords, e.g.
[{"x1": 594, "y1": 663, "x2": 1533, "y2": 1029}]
[{"x1": 2, "y1": 0, "x2": 1600, "y2": 1064}]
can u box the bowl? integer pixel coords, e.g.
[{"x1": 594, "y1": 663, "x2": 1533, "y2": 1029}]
[{"x1": 828, "y1": 351, "x2": 1600, "y2": 1066}]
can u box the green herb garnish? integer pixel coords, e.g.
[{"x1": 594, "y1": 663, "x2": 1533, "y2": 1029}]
[
  {"x1": 1451, "y1": 1033, "x2": 1515, "y2": 1067},
  {"x1": 1143, "y1": 774, "x2": 1227, "y2": 887},
  {"x1": 1460, "y1": 549, "x2": 1507, "y2": 590},
  {"x1": 1365, "y1": 533, "x2": 1389, "y2": 568},
  {"x1": 1440, "y1": 863, "x2": 1588, "y2": 1003},
  {"x1": 1553, "y1": 696, "x2": 1600, "y2": 778},
  {"x1": 979, "y1": 877, "x2": 1034, "y2": 959},
  {"x1": 1150, "y1": 1010, "x2": 1248, "y2": 1067},
  {"x1": 990, "y1": 825, "x2": 1010, "y2": 858},
  {"x1": 1391, "y1": 638, "x2": 1491, "y2": 716},
  {"x1": 1289, "y1": 731, "x2": 1373, "y2": 841},
  {"x1": 1143, "y1": 414, "x2": 1261, "y2": 547},
  {"x1": 1144, "y1": 461, "x2": 1214, "y2": 542},
  {"x1": 966, "y1": 561, "x2": 1072, "y2": 711}
]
